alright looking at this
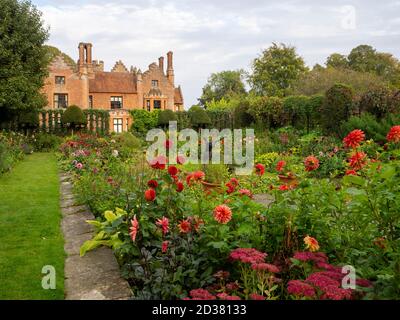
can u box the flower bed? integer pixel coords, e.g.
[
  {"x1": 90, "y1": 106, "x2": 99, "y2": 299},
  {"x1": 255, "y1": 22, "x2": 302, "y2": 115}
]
[
  {"x1": 0, "y1": 131, "x2": 32, "y2": 174},
  {"x1": 58, "y1": 127, "x2": 400, "y2": 300}
]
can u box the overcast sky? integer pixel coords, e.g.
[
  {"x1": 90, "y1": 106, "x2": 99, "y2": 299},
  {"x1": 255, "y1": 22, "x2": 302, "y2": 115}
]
[{"x1": 34, "y1": 0, "x2": 400, "y2": 108}]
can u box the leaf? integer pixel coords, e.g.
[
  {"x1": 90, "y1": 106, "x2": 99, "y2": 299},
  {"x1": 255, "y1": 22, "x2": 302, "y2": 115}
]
[
  {"x1": 86, "y1": 220, "x2": 102, "y2": 228},
  {"x1": 208, "y1": 241, "x2": 227, "y2": 250},
  {"x1": 343, "y1": 175, "x2": 365, "y2": 186},
  {"x1": 345, "y1": 187, "x2": 367, "y2": 196},
  {"x1": 80, "y1": 239, "x2": 110, "y2": 256},
  {"x1": 104, "y1": 210, "x2": 117, "y2": 222},
  {"x1": 379, "y1": 166, "x2": 396, "y2": 180}
]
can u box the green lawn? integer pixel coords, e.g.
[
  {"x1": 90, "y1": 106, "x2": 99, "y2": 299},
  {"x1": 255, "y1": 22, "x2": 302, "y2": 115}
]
[{"x1": 0, "y1": 153, "x2": 65, "y2": 299}]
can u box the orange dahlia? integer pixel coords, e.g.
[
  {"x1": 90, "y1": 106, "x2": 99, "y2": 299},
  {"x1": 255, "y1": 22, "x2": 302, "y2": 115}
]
[
  {"x1": 178, "y1": 219, "x2": 191, "y2": 233},
  {"x1": 304, "y1": 235, "x2": 319, "y2": 252},
  {"x1": 213, "y1": 204, "x2": 232, "y2": 224},
  {"x1": 343, "y1": 129, "x2": 365, "y2": 148}
]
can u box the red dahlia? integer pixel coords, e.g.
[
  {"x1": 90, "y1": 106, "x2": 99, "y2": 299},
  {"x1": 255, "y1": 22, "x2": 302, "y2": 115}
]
[
  {"x1": 255, "y1": 163, "x2": 265, "y2": 176},
  {"x1": 343, "y1": 129, "x2": 365, "y2": 148},
  {"x1": 387, "y1": 125, "x2": 400, "y2": 143},
  {"x1": 348, "y1": 151, "x2": 367, "y2": 171},
  {"x1": 147, "y1": 179, "x2": 158, "y2": 188},
  {"x1": 176, "y1": 181, "x2": 184, "y2": 192},
  {"x1": 178, "y1": 219, "x2": 191, "y2": 233},
  {"x1": 144, "y1": 188, "x2": 156, "y2": 201},
  {"x1": 276, "y1": 160, "x2": 286, "y2": 172},
  {"x1": 168, "y1": 165, "x2": 178, "y2": 176},
  {"x1": 156, "y1": 216, "x2": 169, "y2": 235},
  {"x1": 304, "y1": 156, "x2": 320, "y2": 172},
  {"x1": 149, "y1": 155, "x2": 167, "y2": 170}
]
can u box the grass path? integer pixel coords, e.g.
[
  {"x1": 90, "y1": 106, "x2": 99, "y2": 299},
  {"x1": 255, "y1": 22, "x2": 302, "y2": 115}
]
[{"x1": 0, "y1": 153, "x2": 64, "y2": 299}]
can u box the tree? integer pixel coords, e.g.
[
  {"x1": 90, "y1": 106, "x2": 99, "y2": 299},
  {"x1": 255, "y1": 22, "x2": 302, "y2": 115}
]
[
  {"x1": 249, "y1": 43, "x2": 307, "y2": 97},
  {"x1": 44, "y1": 45, "x2": 76, "y2": 69},
  {"x1": 291, "y1": 67, "x2": 387, "y2": 97},
  {"x1": 321, "y1": 84, "x2": 354, "y2": 133},
  {"x1": 188, "y1": 106, "x2": 211, "y2": 129},
  {"x1": 326, "y1": 53, "x2": 348, "y2": 69},
  {"x1": 61, "y1": 105, "x2": 87, "y2": 134},
  {"x1": 348, "y1": 45, "x2": 400, "y2": 85},
  {"x1": 199, "y1": 70, "x2": 246, "y2": 106},
  {"x1": 0, "y1": 0, "x2": 49, "y2": 123},
  {"x1": 158, "y1": 109, "x2": 177, "y2": 128}
]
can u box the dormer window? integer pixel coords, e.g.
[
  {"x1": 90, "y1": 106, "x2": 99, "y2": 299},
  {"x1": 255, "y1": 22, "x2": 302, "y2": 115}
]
[
  {"x1": 151, "y1": 80, "x2": 158, "y2": 87},
  {"x1": 55, "y1": 76, "x2": 65, "y2": 85}
]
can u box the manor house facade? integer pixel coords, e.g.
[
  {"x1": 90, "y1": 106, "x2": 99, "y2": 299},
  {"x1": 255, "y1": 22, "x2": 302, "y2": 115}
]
[{"x1": 42, "y1": 42, "x2": 184, "y2": 132}]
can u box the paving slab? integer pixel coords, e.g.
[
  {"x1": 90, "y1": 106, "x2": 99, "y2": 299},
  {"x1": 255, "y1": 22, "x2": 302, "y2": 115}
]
[{"x1": 60, "y1": 173, "x2": 132, "y2": 300}]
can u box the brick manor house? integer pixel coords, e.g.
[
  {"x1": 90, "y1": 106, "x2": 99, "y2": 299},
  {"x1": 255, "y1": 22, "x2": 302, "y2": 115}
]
[{"x1": 42, "y1": 42, "x2": 184, "y2": 132}]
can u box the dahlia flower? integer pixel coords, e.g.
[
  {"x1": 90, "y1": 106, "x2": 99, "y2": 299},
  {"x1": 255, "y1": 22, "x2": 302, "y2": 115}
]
[
  {"x1": 386, "y1": 125, "x2": 400, "y2": 143},
  {"x1": 213, "y1": 204, "x2": 232, "y2": 224},
  {"x1": 144, "y1": 188, "x2": 156, "y2": 201},
  {"x1": 129, "y1": 215, "x2": 139, "y2": 242},
  {"x1": 156, "y1": 216, "x2": 169, "y2": 235},
  {"x1": 343, "y1": 129, "x2": 365, "y2": 148}
]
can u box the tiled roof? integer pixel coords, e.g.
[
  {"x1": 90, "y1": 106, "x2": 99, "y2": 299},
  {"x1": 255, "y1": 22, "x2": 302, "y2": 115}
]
[
  {"x1": 174, "y1": 86, "x2": 183, "y2": 104},
  {"x1": 89, "y1": 72, "x2": 137, "y2": 93}
]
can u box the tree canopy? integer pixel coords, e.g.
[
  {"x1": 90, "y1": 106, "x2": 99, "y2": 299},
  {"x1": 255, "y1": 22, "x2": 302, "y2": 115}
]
[
  {"x1": 248, "y1": 43, "x2": 307, "y2": 97},
  {"x1": 0, "y1": 0, "x2": 49, "y2": 122},
  {"x1": 199, "y1": 70, "x2": 247, "y2": 106}
]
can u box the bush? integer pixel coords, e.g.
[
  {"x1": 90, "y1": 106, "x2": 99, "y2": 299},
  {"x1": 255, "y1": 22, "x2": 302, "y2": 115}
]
[
  {"x1": 321, "y1": 83, "x2": 354, "y2": 133},
  {"x1": 61, "y1": 105, "x2": 86, "y2": 133},
  {"x1": 158, "y1": 109, "x2": 177, "y2": 128},
  {"x1": 130, "y1": 110, "x2": 159, "y2": 135},
  {"x1": 32, "y1": 133, "x2": 62, "y2": 152},
  {"x1": 340, "y1": 113, "x2": 392, "y2": 143},
  {"x1": 359, "y1": 86, "x2": 395, "y2": 119},
  {"x1": 188, "y1": 106, "x2": 211, "y2": 129}
]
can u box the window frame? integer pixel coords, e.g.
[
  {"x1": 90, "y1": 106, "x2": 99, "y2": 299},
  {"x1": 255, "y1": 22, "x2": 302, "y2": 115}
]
[
  {"x1": 110, "y1": 96, "x2": 123, "y2": 109},
  {"x1": 151, "y1": 80, "x2": 159, "y2": 87},
  {"x1": 113, "y1": 118, "x2": 123, "y2": 133},
  {"x1": 54, "y1": 93, "x2": 68, "y2": 109},
  {"x1": 55, "y1": 76, "x2": 65, "y2": 85}
]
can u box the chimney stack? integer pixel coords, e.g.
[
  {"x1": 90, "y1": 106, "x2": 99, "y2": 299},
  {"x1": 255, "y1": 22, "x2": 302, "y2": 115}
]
[
  {"x1": 159, "y1": 56, "x2": 164, "y2": 73},
  {"x1": 166, "y1": 51, "x2": 174, "y2": 85}
]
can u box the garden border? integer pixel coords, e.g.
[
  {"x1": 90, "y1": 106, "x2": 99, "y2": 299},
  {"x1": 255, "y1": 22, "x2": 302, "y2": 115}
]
[{"x1": 59, "y1": 173, "x2": 132, "y2": 300}]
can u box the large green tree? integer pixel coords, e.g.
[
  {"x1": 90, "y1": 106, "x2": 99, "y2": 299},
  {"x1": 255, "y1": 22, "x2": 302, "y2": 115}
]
[
  {"x1": 325, "y1": 53, "x2": 348, "y2": 69},
  {"x1": 199, "y1": 70, "x2": 246, "y2": 106},
  {"x1": 0, "y1": 0, "x2": 49, "y2": 122},
  {"x1": 249, "y1": 43, "x2": 307, "y2": 97}
]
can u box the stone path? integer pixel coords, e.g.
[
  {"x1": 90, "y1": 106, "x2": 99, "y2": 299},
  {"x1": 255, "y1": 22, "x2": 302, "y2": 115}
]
[
  {"x1": 253, "y1": 193, "x2": 274, "y2": 207},
  {"x1": 60, "y1": 173, "x2": 132, "y2": 300}
]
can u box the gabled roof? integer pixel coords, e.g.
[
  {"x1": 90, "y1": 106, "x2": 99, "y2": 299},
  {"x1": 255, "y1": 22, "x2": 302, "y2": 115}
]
[
  {"x1": 174, "y1": 86, "x2": 183, "y2": 104},
  {"x1": 89, "y1": 72, "x2": 137, "y2": 93}
]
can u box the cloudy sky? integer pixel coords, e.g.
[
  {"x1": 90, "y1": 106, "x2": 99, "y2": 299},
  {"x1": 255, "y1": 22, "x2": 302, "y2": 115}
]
[{"x1": 34, "y1": 0, "x2": 400, "y2": 107}]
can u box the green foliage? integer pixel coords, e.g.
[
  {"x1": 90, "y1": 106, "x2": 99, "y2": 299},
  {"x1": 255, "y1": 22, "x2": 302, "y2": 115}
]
[
  {"x1": 0, "y1": 131, "x2": 28, "y2": 174},
  {"x1": 340, "y1": 113, "x2": 392, "y2": 142},
  {"x1": 130, "y1": 110, "x2": 159, "y2": 135},
  {"x1": 158, "y1": 109, "x2": 177, "y2": 127},
  {"x1": 188, "y1": 106, "x2": 211, "y2": 128},
  {"x1": 202, "y1": 164, "x2": 229, "y2": 184},
  {"x1": 32, "y1": 132, "x2": 62, "y2": 152},
  {"x1": 199, "y1": 70, "x2": 247, "y2": 106},
  {"x1": 61, "y1": 105, "x2": 87, "y2": 131},
  {"x1": 321, "y1": 83, "x2": 354, "y2": 133},
  {"x1": 44, "y1": 45, "x2": 76, "y2": 69},
  {"x1": 359, "y1": 86, "x2": 398, "y2": 119},
  {"x1": 326, "y1": 53, "x2": 348, "y2": 69},
  {"x1": 291, "y1": 67, "x2": 387, "y2": 97},
  {"x1": 249, "y1": 43, "x2": 307, "y2": 97},
  {"x1": 0, "y1": 0, "x2": 49, "y2": 119}
]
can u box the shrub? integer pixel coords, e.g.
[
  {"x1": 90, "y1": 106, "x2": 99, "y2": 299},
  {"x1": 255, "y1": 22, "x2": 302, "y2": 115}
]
[
  {"x1": 130, "y1": 110, "x2": 159, "y2": 135},
  {"x1": 321, "y1": 83, "x2": 354, "y2": 134},
  {"x1": 61, "y1": 105, "x2": 87, "y2": 133},
  {"x1": 32, "y1": 133, "x2": 62, "y2": 152},
  {"x1": 188, "y1": 106, "x2": 211, "y2": 129},
  {"x1": 340, "y1": 113, "x2": 391, "y2": 143},
  {"x1": 158, "y1": 109, "x2": 177, "y2": 128},
  {"x1": 359, "y1": 86, "x2": 395, "y2": 119}
]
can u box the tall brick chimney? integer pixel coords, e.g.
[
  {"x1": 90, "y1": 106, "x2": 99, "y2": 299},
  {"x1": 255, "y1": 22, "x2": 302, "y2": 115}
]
[
  {"x1": 159, "y1": 56, "x2": 164, "y2": 74},
  {"x1": 166, "y1": 51, "x2": 174, "y2": 85}
]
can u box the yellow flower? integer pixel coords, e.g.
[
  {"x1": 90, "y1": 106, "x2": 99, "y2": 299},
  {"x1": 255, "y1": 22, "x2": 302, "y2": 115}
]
[{"x1": 304, "y1": 235, "x2": 320, "y2": 252}]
